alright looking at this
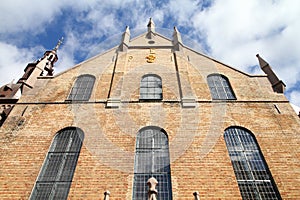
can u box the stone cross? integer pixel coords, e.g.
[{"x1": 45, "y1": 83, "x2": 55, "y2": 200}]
[
  {"x1": 103, "y1": 190, "x2": 110, "y2": 200},
  {"x1": 147, "y1": 177, "x2": 158, "y2": 200},
  {"x1": 193, "y1": 191, "x2": 200, "y2": 200}
]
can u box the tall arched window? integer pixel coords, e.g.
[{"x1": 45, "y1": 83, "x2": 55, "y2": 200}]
[
  {"x1": 224, "y1": 127, "x2": 281, "y2": 199},
  {"x1": 207, "y1": 74, "x2": 236, "y2": 100},
  {"x1": 30, "y1": 127, "x2": 84, "y2": 200},
  {"x1": 140, "y1": 74, "x2": 162, "y2": 100},
  {"x1": 133, "y1": 126, "x2": 172, "y2": 199},
  {"x1": 67, "y1": 74, "x2": 95, "y2": 101}
]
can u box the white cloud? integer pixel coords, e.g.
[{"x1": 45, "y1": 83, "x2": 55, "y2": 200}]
[
  {"x1": 54, "y1": 34, "x2": 78, "y2": 74},
  {"x1": 167, "y1": 0, "x2": 199, "y2": 25},
  {"x1": 0, "y1": 42, "x2": 38, "y2": 84},
  {"x1": 188, "y1": 0, "x2": 300, "y2": 106},
  {"x1": 290, "y1": 104, "x2": 300, "y2": 114},
  {"x1": 289, "y1": 90, "x2": 300, "y2": 110},
  {"x1": 0, "y1": 0, "x2": 68, "y2": 34}
]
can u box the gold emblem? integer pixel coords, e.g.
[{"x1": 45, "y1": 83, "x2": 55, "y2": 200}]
[{"x1": 146, "y1": 49, "x2": 156, "y2": 63}]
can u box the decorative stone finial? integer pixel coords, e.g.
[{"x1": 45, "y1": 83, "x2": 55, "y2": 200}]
[
  {"x1": 256, "y1": 54, "x2": 285, "y2": 93},
  {"x1": 54, "y1": 37, "x2": 64, "y2": 51},
  {"x1": 147, "y1": 18, "x2": 155, "y2": 29},
  {"x1": 147, "y1": 177, "x2": 158, "y2": 200},
  {"x1": 173, "y1": 26, "x2": 183, "y2": 51},
  {"x1": 104, "y1": 190, "x2": 110, "y2": 200},
  {"x1": 125, "y1": 26, "x2": 130, "y2": 34},
  {"x1": 193, "y1": 191, "x2": 200, "y2": 200},
  {"x1": 119, "y1": 26, "x2": 131, "y2": 51},
  {"x1": 147, "y1": 18, "x2": 155, "y2": 39}
]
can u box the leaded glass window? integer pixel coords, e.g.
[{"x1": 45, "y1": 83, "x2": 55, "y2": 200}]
[
  {"x1": 140, "y1": 74, "x2": 162, "y2": 100},
  {"x1": 67, "y1": 74, "x2": 95, "y2": 101},
  {"x1": 207, "y1": 74, "x2": 236, "y2": 100},
  {"x1": 224, "y1": 127, "x2": 281, "y2": 200},
  {"x1": 30, "y1": 127, "x2": 84, "y2": 200},
  {"x1": 133, "y1": 127, "x2": 172, "y2": 199}
]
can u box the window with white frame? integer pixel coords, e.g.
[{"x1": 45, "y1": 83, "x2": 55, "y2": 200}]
[
  {"x1": 133, "y1": 127, "x2": 172, "y2": 199},
  {"x1": 30, "y1": 127, "x2": 84, "y2": 200},
  {"x1": 67, "y1": 74, "x2": 95, "y2": 101},
  {"x1": 224, "y1": 127, "x2": 281, "y2": 200},
  {"x1": 140, "y1": 74, "x2": 162, "y2": 100},
  {"x1": 207, "y1": 74, "x2": 236, "y2": 100}
]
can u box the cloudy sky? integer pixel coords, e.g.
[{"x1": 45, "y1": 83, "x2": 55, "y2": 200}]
[{"x1": 0, "y1": 0, "x2": 299, "y2": 110}]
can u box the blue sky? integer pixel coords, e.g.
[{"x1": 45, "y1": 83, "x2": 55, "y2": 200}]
[{"x1": 0, "y1": 0, "x2": 299, "y2": 111}]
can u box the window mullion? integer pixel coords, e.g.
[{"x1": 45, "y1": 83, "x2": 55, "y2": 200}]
[
  {"x1": 236, "y1": 130, "x2": 256, "y2": 182},
  {"x1": 225, "y1": 127, "x2": 281, "y2": 199},
  {"x1": 55, "y1": 133, "x2": 74, "y2": 182},
  {"x1": 133, "y1": 128, "x2": 172, "y2": 200},
  {"x1": 30, "y1": 128, "x2": 84, "y2": 200},
  {"x1": 151, "y1": 136, "x2": 155, "y2": 174}
]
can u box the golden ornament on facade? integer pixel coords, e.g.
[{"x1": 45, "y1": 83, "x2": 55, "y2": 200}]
[
  {"x1": 146, "y1": 54, "x2": 156, "y2": 63},
  {"x1": 146, "y1": 49, "x2": 156, "y2": 63}
]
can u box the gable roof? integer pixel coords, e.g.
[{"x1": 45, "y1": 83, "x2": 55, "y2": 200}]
[{"x1": 52, "y1": 26, "x2": 264, "y2": 79}]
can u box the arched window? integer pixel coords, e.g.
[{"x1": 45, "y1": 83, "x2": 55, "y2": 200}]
[
  {"x1": 207, "y1": 74, "x2": 236, "y2": 100},
  {"x1": 30, "y1": 127, "x2": 84, "y2": 200},
  {"x1": 140, "y1": 74, "x2": 162, "y2": 100},
  {"x1": 224, "y1": 127, "x2": 281, "y2": 199},
  {"x1": 133, "y1": 126, "x2": 172, "y2": 199},
  {"x1": 67, "y1": 74, "x2": 95, "y2": 101}
]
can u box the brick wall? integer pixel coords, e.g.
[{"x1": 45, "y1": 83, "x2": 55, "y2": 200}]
[{"x1": 0, "y1": 35, "x2": 299, "y2": 199}]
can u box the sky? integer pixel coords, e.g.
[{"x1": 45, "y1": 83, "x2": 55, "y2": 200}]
[{"x1": 0, "y1": 0, "x2": 299, "y2": 111}]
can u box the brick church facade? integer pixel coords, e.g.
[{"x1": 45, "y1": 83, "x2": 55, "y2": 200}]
[{"x1": 0, "y1": 19, "x2": 299, "y2": 199}]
